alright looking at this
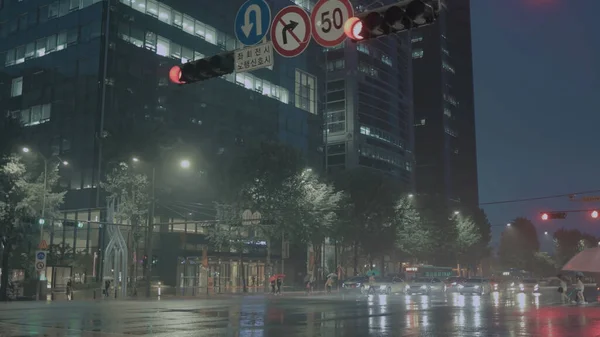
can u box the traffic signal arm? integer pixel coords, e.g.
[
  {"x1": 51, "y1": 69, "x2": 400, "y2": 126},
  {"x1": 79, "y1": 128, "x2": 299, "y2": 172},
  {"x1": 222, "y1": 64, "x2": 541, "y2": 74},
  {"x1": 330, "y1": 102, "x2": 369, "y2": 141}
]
[
  {"x1": 169, "y1": 51, "x2": 235, "y2": 84},
  {"x1": 344, "y1": 0, "x2": 440, "y2": 41}
]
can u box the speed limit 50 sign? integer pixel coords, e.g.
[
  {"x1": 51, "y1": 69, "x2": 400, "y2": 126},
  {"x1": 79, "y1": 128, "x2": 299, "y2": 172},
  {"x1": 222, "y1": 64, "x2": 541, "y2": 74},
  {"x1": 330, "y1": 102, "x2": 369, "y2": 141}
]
[{"x1": 311, "y1": 0, "x2": 354, "y2": 47}]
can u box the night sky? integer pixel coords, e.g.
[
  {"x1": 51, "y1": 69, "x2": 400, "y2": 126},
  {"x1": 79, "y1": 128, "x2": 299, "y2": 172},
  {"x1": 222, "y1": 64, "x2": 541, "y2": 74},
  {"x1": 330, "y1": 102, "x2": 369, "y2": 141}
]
[{"x1": 471, "y1": 0, "x2": 600, "y2": 250}]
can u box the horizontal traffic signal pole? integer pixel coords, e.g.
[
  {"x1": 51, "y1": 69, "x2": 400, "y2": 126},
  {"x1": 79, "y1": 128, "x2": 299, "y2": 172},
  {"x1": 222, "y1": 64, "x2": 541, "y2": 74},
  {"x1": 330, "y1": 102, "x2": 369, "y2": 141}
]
[
  {"x1": 169, "y1": 51, "x2": 235, "y2": 85},
  {"x1": 344, "y1": 0, "x2": 440, "y2": 42}
]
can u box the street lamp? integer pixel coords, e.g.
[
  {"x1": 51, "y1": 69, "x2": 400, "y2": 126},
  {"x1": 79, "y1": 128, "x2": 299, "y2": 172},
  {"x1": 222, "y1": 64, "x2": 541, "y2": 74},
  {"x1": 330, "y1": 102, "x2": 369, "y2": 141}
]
[
  {"x1": 544, "y1": 231, "x2": 548, "y2": 235},
  {"x1": 132, "y1": 157, "x2": 139, "y2": 163},
  {"x1": 180, "y1": 159, "x2": 191, "y2": 169},
  {"x1": 408, "y1": 194, "x2": 414, "y2": 198},
  {"x1": 506, "y1": 223, "x2": 511, "y2": 227},
  {"x1": 454, "y1": 211, "x2": 460, "y2": 215}
]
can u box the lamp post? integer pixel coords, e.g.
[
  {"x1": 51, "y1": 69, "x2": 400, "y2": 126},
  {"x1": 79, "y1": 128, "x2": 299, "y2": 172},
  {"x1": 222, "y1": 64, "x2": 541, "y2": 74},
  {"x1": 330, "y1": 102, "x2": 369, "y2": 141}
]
[{"x1": 136, "y1": 158, "x2": 191, "y2": 298}]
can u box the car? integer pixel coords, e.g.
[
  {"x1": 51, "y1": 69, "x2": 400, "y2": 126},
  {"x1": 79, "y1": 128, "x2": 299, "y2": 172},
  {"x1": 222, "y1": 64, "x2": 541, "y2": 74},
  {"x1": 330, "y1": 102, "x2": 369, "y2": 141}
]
[
  {"x1": 444, "y1": 277, "x2": 466, "y2": 293},
  {"x1": 405, "y1": 277, "x2": 445, "y2": 295},
  {"x1": 459, "y1": 278, "x2": 492, "y2": 295},
  {"x1": 364, "y1": 276, "x2": 407, "y2": 295},
  {"x1": 341, "y1": 276, "x2": 369, "y2": 293},
  {"x1": 518, "y1": 279, "x2": 540, "y2": 293}
]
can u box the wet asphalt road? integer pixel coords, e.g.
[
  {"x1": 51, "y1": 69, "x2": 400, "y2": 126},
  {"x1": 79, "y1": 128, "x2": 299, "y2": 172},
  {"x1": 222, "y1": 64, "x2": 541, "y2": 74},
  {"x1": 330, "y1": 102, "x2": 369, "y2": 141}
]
[{"x1": 1, "y1": 291, "x2": 600, "y2": 336}]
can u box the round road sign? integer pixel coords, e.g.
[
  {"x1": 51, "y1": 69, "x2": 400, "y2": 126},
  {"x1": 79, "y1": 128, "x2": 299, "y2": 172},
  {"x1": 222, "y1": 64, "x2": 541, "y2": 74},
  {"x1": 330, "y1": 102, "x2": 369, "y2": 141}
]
[
  {"x1": 37, "y1": 251, "x2": 46, "y2": 260},
  {"x1": 36, "y1": 261, "x2": 45, "y2": 271},
  {"x1": 270, "y1": 5, "x2": 312, "y2": 58},
  {"x1": 311, "y1": 0, "x2": 354, "y2": 47}
]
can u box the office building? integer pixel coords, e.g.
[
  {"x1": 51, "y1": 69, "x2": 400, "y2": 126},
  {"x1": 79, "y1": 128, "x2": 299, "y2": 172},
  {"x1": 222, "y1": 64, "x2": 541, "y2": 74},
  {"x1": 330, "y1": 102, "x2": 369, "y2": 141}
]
[
  {"x1": 0, "y1": 0, "x2": 323, "y2": 289},
  {"x1": 324, "y1": 1, "x2": 415, "y2": 187},
  {"x1": 411, "y1": 0, "x2": 478, "y2": 210}
]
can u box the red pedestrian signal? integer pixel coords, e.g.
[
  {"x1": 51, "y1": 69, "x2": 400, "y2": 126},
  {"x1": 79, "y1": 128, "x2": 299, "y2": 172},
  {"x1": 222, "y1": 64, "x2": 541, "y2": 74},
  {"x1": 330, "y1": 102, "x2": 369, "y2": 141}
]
[
  {"x1": 169, "y1": 65, "x2": 184, "y2": 84},
  {"x1": 541, "y1": 213, "x2": 549, "y2": 221},
  {"x1": 343, "y1": 0, "x2": 440, "y2": 42},
  {"x1": 592, "y1": 210, "x2": 599, "y2": 219}
]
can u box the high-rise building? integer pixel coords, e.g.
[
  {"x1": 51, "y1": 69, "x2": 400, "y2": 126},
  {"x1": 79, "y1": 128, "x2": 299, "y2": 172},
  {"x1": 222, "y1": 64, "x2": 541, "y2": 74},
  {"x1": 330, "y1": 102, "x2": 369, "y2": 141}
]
[
  {"x1": 411, "y1": 0, "x2": 478, "y2": 210},
  {"x1": 324, "y1": 1, "x2": 414, "y2": 187},
  {"x1": 0, "y1": 0, "x2": 323, "y2": 287}
]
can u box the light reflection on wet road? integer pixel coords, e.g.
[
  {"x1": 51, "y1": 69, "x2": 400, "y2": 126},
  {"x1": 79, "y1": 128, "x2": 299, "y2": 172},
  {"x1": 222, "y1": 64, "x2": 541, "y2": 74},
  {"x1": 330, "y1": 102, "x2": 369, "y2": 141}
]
[{"x1": 1, "y1": 291, "x2": 600, "y2": 336}]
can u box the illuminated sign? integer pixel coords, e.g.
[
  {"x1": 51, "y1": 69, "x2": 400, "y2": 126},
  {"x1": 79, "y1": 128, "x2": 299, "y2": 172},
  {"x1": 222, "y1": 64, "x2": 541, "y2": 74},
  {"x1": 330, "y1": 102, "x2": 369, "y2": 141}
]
[{"x1": 405, "y1": 267, "x2": 418, "y2": 272}]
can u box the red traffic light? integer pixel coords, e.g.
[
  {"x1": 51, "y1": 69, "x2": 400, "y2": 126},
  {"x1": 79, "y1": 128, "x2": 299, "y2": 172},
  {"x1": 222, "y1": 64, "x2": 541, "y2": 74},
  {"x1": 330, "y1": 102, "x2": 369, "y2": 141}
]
[
  {"x1": 344, "y1": 17, "x2": 364, "y2": 41},
  {"x1": 169, "y1": 65, "x2": 184, "y2": 84},
  {"x1": 592, "y1": 210, "x2": 599, "y2": 219},
  {"x1": 541, "y1": 213, "x2": 549, "y2": 221}
]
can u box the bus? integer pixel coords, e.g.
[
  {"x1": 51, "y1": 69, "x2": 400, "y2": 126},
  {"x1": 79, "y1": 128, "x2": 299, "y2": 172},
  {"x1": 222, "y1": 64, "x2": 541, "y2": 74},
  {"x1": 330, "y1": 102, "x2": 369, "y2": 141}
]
[{"x1": 403, "y1": 265, "x2": 456, "y2": 280}]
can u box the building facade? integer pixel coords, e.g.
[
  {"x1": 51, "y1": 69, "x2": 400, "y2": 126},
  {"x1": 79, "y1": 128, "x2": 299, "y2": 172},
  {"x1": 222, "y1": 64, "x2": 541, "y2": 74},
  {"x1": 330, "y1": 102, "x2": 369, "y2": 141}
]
[
  {"x1": 324, "y1": 1, "x2": 415, "y2": 187},
  {"x1": 411, "y1": 0, "x2": 478, "y2": 210},
  {"x1": 0, "y1": 0, "x2": 323, "y2": 289}
]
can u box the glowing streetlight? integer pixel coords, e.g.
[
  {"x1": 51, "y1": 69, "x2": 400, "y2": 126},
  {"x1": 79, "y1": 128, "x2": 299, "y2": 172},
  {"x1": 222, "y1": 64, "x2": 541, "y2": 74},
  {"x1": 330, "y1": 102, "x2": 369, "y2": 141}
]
[
  {"x1": 506, "y1": 223, "x2": 511, "y2": 227},
  {"x1": 408, "y1": 194, "x2": 414, "y2": 198},
  {"x1": 544, "y1": 231, "x2": 548, "y2": 235},
  {"x1": 180, "y1": 159, "x2": 191, "y2": 169},
  {"x1": 22, "y1": 147, "x2": 30, "y2": 153},
  {"x1": 62, "y1": 161, "x2": 69, "y2": 166},
  {"x1": 454, "y1": 211, "x2": 460, "y2": 215},
  {"x1": 132, "y1": 157, "x2": 139, "y2": 162}
]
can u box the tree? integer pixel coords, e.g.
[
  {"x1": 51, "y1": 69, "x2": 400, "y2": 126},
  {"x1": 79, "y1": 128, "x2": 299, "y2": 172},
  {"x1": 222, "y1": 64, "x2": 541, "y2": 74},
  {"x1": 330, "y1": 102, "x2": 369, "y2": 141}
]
[
  {"x1": 334, "y1": 168, "x2": 403, "y2": 274},
  {"x1": 395, "y1": 197, "x2": 432, "y2": 263},
  {"x1": 498, "y1": 217, "x2": 539, "y2": 271},
  {"x1": 470, "y1": 208, "x2": 492, "y2": 259},
  {"x1": 214, "y1": 142, "x2": 306, "y2": 287},
  {"x1": 553, "y1": 229, "x2": 598, "y2": 268},
  {"x1": 0, "y1": 155, "x2": 65, "y2": 300},
  {"x1": 532, "y1": 251, "x2": 557, "y2": 277},
  {"x1": 291, "y1": 170, "x2": 345, "y2": 281},
  {"x1": 453, "y1": 214, "x2": 482, "y2": 275},
  {"x1": 207, "y1": 202, "x2": 258, "y2": 293},
  {"x1": 100, "y1": 162, "x2": 150, "y2": 290}
]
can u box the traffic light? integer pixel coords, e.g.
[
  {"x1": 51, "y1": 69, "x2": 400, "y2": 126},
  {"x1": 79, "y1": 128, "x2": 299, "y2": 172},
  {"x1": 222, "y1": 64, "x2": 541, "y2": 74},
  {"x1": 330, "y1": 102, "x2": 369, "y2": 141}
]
[
  {"x1": 344, "y1": 0, "x2": 440, "y2": 42},
  {"x1": 169, "y1": 52, "x2": 235, "y2": 85},
  {"x1": 591, "y1": 210, "x2": 599, "y2": 219},
  {"x1": 152, "y1": 255, "x2": 158, "y2": 266},
  {"x1": 540, "y1": 212, "x2": 567, "y2": 220}
]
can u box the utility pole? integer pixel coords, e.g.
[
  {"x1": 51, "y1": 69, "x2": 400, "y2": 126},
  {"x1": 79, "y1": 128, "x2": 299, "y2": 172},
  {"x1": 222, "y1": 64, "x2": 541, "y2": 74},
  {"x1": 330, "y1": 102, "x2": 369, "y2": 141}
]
[{"x1": 145, "y1": 166, "x2": 156, "y2": 298}]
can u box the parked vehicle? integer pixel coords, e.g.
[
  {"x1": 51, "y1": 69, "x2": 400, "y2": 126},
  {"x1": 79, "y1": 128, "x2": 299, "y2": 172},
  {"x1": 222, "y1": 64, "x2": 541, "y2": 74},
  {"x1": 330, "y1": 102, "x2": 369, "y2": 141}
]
[
  {"x1": 341, "y1": 276, "x2": 369, "y2": 293},
  {"x1": 444, "y1": 277, "x2": 466, "y2": 293}
]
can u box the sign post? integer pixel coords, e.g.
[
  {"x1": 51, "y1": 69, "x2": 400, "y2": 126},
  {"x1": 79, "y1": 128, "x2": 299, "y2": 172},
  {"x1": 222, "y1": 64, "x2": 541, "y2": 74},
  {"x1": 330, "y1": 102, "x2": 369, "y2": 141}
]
[
  {"x1": 35, "y1": 250, "x2": 47, "y2": 300},
  {"x1": 311, "y1": 0, "x2": 354, "y2": 47},
  {"x1": 234, "y1": 42, "x2": 274, "y2": 73},
  {"x1": 235, "y1": 0, "x2": 272, "y2": 46},
  {"x1": 270, "y1": 6, "x2": 312, "y2": 58}
]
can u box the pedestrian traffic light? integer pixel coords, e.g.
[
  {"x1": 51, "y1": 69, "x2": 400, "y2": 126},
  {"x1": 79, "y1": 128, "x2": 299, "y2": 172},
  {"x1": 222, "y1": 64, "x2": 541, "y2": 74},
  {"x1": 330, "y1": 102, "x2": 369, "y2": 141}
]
[
  {"x1": 344, "y1": 0, "x2": 440, "y2": 42},
  {"x1": 591, "y1": 210, "x2": 599, "y2": 219},
  {"x1": 540, "y1": 212, "x2": 567, "y2": 220},
  {"x1": 169, "y1": 51, "x2": 235, "y2": 85}
]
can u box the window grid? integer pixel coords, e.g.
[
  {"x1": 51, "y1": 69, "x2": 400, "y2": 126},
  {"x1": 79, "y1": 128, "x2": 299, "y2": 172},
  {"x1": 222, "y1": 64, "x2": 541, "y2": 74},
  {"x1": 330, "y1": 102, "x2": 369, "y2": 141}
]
[{"x1": 294, "y1": 69, "x2": 316, "y2": 114}]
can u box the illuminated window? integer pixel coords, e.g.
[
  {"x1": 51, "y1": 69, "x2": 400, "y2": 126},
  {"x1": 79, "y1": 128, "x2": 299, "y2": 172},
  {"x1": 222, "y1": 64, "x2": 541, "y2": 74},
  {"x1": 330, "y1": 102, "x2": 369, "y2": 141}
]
[
  {"x1": 412, "y1": 49, "x2": 423, "y2": 59},
  {"x1": 11, "y1": 76, "x2": 23, "y2": 97},
  {"x1": 294, "y1": 70, "x2": 316, "y2": 114},
  {"x1": 381, "y1": 54, "x2": 392, "y2": 66},
  {"x1": 156, "y1": 35, "x2": 169, "y2": 56}
]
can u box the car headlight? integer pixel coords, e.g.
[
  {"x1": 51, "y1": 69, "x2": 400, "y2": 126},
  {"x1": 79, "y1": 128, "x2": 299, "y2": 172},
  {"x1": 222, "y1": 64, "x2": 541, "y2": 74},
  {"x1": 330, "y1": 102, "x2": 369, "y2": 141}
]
[
  {"x1": 420, "y1": 285, "x2": 427, "y2": 289},
  {"x1": 451, "y1": 282, "x2": 457, "y2": 286},
  {"x1": 511, "y1": 282, "x2": 515, "y2": 286},
  {"x1": 534, "y1": 284, "x2": 539, "y2": 289},
  {"x1": 458, "y1": 284, "x2": 464, "y2": 289},
  {"x1": 356, "y1": 283, "x2": 361, "y2": 287},
  {"x1": 519, "y1": 284, "x2": 524, "y2": 289},
  {"x1": 405, "y1": 285, "x2": 410, "y2": 290},
  {"x1": 474, "y1": 285, "x2": 480, "y2": 289},
  {"x1": 380, "y1": 285, "x2": 386, "y2": 289}
]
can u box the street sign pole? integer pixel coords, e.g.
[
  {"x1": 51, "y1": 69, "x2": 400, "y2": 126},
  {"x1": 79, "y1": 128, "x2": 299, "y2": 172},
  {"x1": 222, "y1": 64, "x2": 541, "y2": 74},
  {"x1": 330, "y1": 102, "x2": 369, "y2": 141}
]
[{"x1": 35, "y1": 250, "x2": 47, "y2": 300}]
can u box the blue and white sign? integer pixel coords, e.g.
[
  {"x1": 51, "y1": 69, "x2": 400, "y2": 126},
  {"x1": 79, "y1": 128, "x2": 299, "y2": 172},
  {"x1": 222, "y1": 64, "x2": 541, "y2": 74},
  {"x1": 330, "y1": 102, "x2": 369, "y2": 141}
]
[
  {"x1": 35, "y1": 250, "x2": 47, "y2": 271},
  {"x1": 234, "y1": 0, "x2": 271, "y2": 46},
  {"x1": 36, "y1": 251, "x2": 46, "y2": 260}
]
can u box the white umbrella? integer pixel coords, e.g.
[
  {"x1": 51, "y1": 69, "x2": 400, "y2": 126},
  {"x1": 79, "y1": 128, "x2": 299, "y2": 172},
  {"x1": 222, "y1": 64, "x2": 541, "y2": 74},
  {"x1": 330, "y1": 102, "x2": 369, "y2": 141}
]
[{"x1": 562, "y1": 247, "x2": 600, "y2": 273}]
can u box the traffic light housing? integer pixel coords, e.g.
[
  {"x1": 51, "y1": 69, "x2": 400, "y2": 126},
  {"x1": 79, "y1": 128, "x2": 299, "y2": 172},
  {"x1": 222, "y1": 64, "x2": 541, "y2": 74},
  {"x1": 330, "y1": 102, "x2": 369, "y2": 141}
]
[
  {"x1": 540, "y1": 212, "x2": 567, "y2": 220},
  {"x1": 344, "y1": 0, "x2": 440, "y2": 42},
  {"x1": 169, "y1": 52, "x2": 235, "y2": 85}
]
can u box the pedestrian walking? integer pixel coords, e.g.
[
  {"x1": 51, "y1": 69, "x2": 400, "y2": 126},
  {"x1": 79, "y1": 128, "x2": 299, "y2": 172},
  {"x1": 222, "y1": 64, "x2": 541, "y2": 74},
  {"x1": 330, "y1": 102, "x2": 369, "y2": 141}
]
[
  {"x1": 557, "y1": 274, "x2": 569, "y2": 303},
  {"x1": 276, "y1": 277, "x2": 282, "y2": 295},
  {"x1": 104, "y1": 280, "x2": 111, "y2": 298},
  {"x1": 574, "y1": 275, "x2": 587, "y2": 304},
  {"x1": 325, "y1": 277, "x2": 333, "y2": 293},
  {"x1": 66, "y1": 280, "x2": 73, "y2": 301},
  {"x1": 270, "y1": 278, "x2": 276, "y2": 294}
]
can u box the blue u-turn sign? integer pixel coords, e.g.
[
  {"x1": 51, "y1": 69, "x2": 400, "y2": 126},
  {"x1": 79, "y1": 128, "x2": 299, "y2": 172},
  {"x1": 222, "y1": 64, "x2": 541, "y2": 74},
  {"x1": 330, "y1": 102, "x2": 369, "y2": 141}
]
[{"x1": 234, "y1": 0, "x2": 272, "y2": 46}]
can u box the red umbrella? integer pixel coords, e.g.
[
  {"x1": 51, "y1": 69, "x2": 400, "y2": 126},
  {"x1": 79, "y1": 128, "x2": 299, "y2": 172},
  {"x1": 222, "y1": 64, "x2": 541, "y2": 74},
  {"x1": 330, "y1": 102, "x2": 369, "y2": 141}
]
[{"x1": 269, "y1": 274, "x2": 286, "y2": 282}]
